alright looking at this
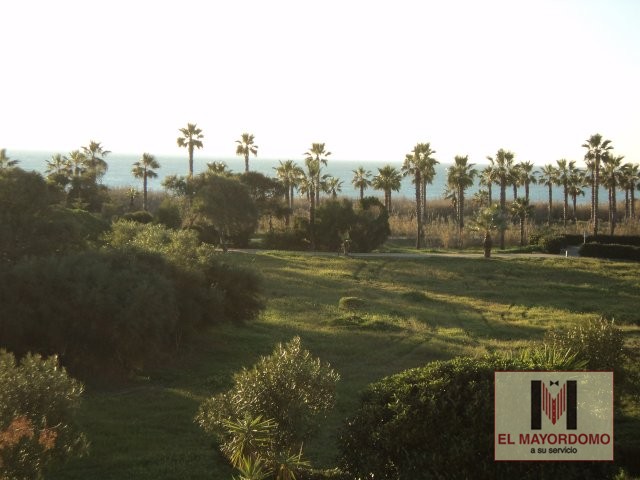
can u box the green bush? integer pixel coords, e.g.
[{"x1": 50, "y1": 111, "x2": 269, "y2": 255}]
[
  {"x1": 261, "y1": 229, "x2": 309, "y2": 251},
  {"x1": 579, "y1": 243, "x2": 640, "y2": 261},
  {"x1": 544, "y1": 317, "x2": 625, "y2": 383},
  {"x1": 155, "y1": 198, "x2": 182, "y2": 229},
  {"x1": 586, "y1": 235, "x2": 640, "y2": 246},
  {"x1": 537, "y1": 235, "x2": 567, "y2": 254},
  {"x1": 339, "y1": 355, "x2": 616, "y2": 480},
  {"x1": 121, "y1": 210, "x2": 154, "y2": 224},
  {"x1": 196, "y1": 337, "x2": 339, "y2": 453},
  {"x1": 0, "y1": 351, "x2": 88, "y2": 479}
]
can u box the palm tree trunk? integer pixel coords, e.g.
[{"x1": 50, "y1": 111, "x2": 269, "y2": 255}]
[
  {"x1": 525, "y1": 181, "x2": 530, "y2": 203},
  {"x1": 188, "y1": 145, "x2": 194, "y2": 178},
  {"x1": 547, "y1": 185, "x2": 552, "y2": 226},
  {"x1": 632, "y1": 188, "x2": 636, "y2": 219},
  {"x1": 563, "y1": 183, "x2": 568, "y2": 229},
  {"x1": 284, "y1": 182, "x2": 291, "y2": 227},
  {"x1": 360, "y1": 185, "x2": 364, "y2": 201},
  {"x1": 415, "y1": 172, "x2": 422, "y2": 249},
  {"x1": 624, "y1": 188, "x2": 630, "y2": 220},
  {"x1": 572, "y1": 194, "x2": 577, "y2": 223},
  {"x1": 499, "y1": 181, "x2": 506, "y2": 249},
  {"x1": 593, "y1": 160, "x2": 600, "y2": 236},
  {"x1": 309, "y1": 185, "x2": 316, "y2": 250},
  {"x1": 316, "y1": 172, "x2": 320, "y2": 206},
  {"x1": 512, "y1": 184, "x2": 517, "y2": 201},
  {"x1": 458, "y1": 185, "x2": 464, "y2": 248},
  {"x1": 610, "y1": 185, "x2": 617, "y2": 235},
  {"x1": 143, "y1": 173, "x2": 148, "y2": 211},
  {"x1": 488, "y1": 184, "x2": 492, "y2": 205},
  {"x1": 520, "y1": 217, "x2": 525, "y2": 246},
  {"x1": 385, "y1": 190, "x2": 391, "y2": 212},
  {"x1": 244, "y1": 153, "x2": 249, "y2": 173},
  {"x1": 421, "y1": 181, "x2": 427, "y2": 222}
]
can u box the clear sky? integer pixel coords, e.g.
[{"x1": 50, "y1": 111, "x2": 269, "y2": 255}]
[{"x1": 2, "y1": 0, "x2": 639, "y2": 165}]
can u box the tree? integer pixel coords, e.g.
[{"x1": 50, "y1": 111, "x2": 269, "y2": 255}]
[
  {"x1": 206, "y1": 161, "x2": 232, "y2": 176},
  {"x1": 620, "y1": 163, "x2": 639, "y2": 219},
  {"x1": 45, "y1": 153, "x2": 72, "y2": 189},
  {"x1": 418, "y1": 151, "x2": 439, "y2": 219},
  {"x1": 372, "y1": 165, "x2": 402, "y2": 212},
  {"x1": 403, "y1": 143, "x2": 436, "y2": 249},
  {"x1": 177, "y1": 123, "x2": 204, "y2": 177},
  {"x1": 447, "y1": 155, "x2": 477, "y2": 246},
  {"x1": 132, "y1": 153, "x2": 160, "y2": 211},
  {"x1": 274, "y1": 160, "x2": 303, "y2": 227},
  {"x1": 303, "y1": 143, "x2": 331, "y2": 205},
  {"x1": 81, "y1": 140, "x2": 110, "y2": 181},
  {"x1": 472, "y1": 205, "x2": 507, "y2": 258},
  {"x1": 479, "y1": 164, "x2": 496, "y2": 205},
  {"x1": 486, "y1": 149, "x2": 514, "y2": 249},
  {"x1": 510, "y1": 197, "x2": 534, "y2": 246},
  {"x1": 538, "y1": 164, "x2": 557, "y2": 226},
  {"x1": 236, "y1": 133, "x2": 258, "y2": 173},
  {"x1": 324, "y1": 175, "x2": 343, "y2": 199},
  {"x1": 517, "y1": 160, "x2": 537, "y2": 202},
  {"x1": 555, "y1": 159, "x2": 577, "y2": 229},
  {"x1": 0, "y1": 149, "x2": 19, "y2": 169},
  {"x1": 351, "y1": 166, "x2": 372, "y2": 201},
  {"x1": 297, "y1": 158, "x2": 321, "y2": 249},
  {"x1": 568, "y1": 168, "x2": 586, "y2": 223},
  {"x1": 582, "y1": 133, "x2": 613, "y2": 235},
  {"x1": 601, "y1": 154, "x2": 624, "y2": 235}
]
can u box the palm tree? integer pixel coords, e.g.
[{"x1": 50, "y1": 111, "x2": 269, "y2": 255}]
[
  {"x1": 303, "y1": 143, "x2": 331, "y2": 205},
  {"x1": 81, "y1": 140, "x2": 110, "y2": 180},
  {"x1": 0, "y1": 149, "x2": 19, "y2": 169},
  {"x1": 582, "y1": 133, "x2": 613, "y2": 235},
  {"x1": 325, "y1": 176, "x2": 343, "y2": 199},
  {"x1": 45, "y1": 153, "x2": 72, "y2": 187},
  {"x1": 274, "y1": 159, "x2": 302, "y2": 210},
  {"x1": 66, "y1": 150, "x2": 87, "y2": 177},
  {"x1": 447, "y1": 155, "x2": 477, "y2": 246},
  {"x1": 601, "y1": 154, "x2": 624, "y2": 235},
  {"x1": 486, "y1": 149, "x2": 514, "y2": 249},
  {"x1": 568, "y1": 169, "x2": 586, "y2": 223},
  {"x1": 517, "y1": 161, "x2": 537, "y2": 202},
  {"x1": 177, "y1": 123, "x2": 204, "y2": 177},
  {"x1": 538, "y1": 164, "x2": 557, "y2": 226},
  {"x1": 473, "y1": 205, "x2": 507, "y2": 258},
  {"x1": 555, "y1": 159, "x2": 577, "y2": 229},
  {"x1": 479, "y1": 164, "x2": 496, "y2": 205},
  {"x1": 298, "y1": 157, "x2": 321, "y2": 249},
  {"x1": 510, "y1": 198, "x2": 534, "y2": 246},
  {"x1": 372, "y1": 165, "x2": 402, "y2": 212},
  {"x1": 351, "y1": 166, "x2": 372, "y2": 201},
  {"x1": 132, "y1": 153, "x2": 160, "y2": 211},
  {"x1": 418, "y1": 152, "x2": 439, "y2": 220},
  {"x1": 236, "y1": 133, "x2": 258, "y2": 173},
  {"x1": 403, "y1": 143, "x2": 436, "y2": 249},
  {"x1": 206, "y1": 161, "x2": 231, "y2": 175},
  {"x1": 620, "y1": 163, "x2": 639, "y2": 220}
]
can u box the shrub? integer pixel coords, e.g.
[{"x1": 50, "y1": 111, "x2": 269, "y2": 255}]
[
  {"x1": 338, "y1": 297, "x2": 367, "y2": 311},
  {"x1": 544, "y1": 317, "x2": 625, "y2": 383},
  {"x1": 339, "y1": 355, "x2": 616, "y2": 480},
  {"x1": 155, "y1": 198, "x2": 182, "y2": 229},
  {"x1": 196, "y1": 337, "x2": 339, "y2": 453},
  {"x1": 0, "y1": 351, "x2": 88, "y2": 479},
  {"x1": 537, "y1": 234, "x2": 567, "y2": 254},
  {"x1": 121, "y1": 210, "x2": 154, "y2": 224},
  {"x1": 586, "y1": 235, "x2": 640, "y2": 246},
  {"x1": 261, "y1": 229, "x2": 309, "y2": 251},
  {"x1": 579, "y1": 243, "x2": 640, "y2": 261}
]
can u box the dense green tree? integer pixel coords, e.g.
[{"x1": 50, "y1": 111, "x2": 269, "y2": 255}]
[
  {"x1": 177, "y1": 123, "x2": 204, "y2": 178},
  {"x1": 447, "y1": 155, "x2": 477, "y2": 245},
  {"x1": 351, "y1": 166, "x2": 372, "y2": 201},
  {"x1": 582, "y1": 133, "x2": 613, "y2": 235},
  {"x1": 238, "y1": 171, "x2": 286, "y2": 231},
  {"x1": 372, "y1": 165, "x2": 402, "y2": 212},
  {"x1": 236, "y1": 133, "x2": 258, "y2": 172},
  {"x1": 303, "y1": 143, "x2": 331, "y2": 205},
  {"x1": 132, "y1": 153, "x2": 160, "y2": 211}
]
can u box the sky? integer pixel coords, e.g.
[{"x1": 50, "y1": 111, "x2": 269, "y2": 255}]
[{"x1": 2, "y1": 0, "x2": 640, "y2": 165}]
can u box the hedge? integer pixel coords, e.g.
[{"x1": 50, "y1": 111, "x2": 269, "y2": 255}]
[{"x1": 579, "y1": 242, "x2": 640, "y2": 261}]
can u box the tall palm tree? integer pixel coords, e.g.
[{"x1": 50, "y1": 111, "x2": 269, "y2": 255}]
[
  {"x1": 479, "y1": 164, "x2": 496, "y2": 205},
  {"x1": 132, "y1": 153, "x2": 160, "y2": 211},
  {"x1": 486, "y1": 149, "x2": 514, "y2": 249},
  {"x1": 351, "y1": 166, "x2": 372, "y2": 201},
  {"x1": 517, "y1": 161, "x2": 537, "y2": 202},
  {"x1": 568, "y1": 169, "x2": 586, "y2": 223},
  {"x1": 274, "y1": 160, "x2": 302, "y2": 211},
  {"x1": 555, "y1": 159, "x2": 577, "y2": 229},
  {"x1": 372, "y1": 165, "x2": 402, "y2": 212},
  {"x1": 418, "y1": 152, "x2": 439, "y2": 220},
  {"x1": 45, "y1": 153, "x2": 72, "y2": 189},
  {"x1": 447, "y1": 155, "x2": 477, "y2": 245},
  {"x1": 510, "y1": 198, "x2": 534, "y2": 246},
  {"x1": 81, "y1": 140, "x2": 110, "y2": 180},
  {"x1": 303, "y1": 143, "x2": 331, "y2": 205},
  {"x1": 403, "y1": 143, "x2": 436, "y2": 249},
  {"x1": 177, "y1": 123, "x2": 204, "y2": 177},
  {"x1": 298, "y1": 157, "x2": 321, "y2": 249},
  {"x1": 0, "y1": 149, "x2": 19, "y2": 169},
  {"x1": 539, "y1": 164, "x2": 558, "y2": 226},
  {"x1": 235, "y1": 133, "x2": 258, "y2": 172},
  {"x1": 601, "y1": 154, "x2": 624, "y2": 235},
  {"x1": 620, "y1": 163, "x2": 639, "y2": 220},
  {"x1": 582, "y1": 133, "x2": 613, "y2": 235}
]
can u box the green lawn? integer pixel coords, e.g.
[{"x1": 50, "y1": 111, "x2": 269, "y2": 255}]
[{"x1": 51, "y1": 252, "x2": 640, "y2": 479}]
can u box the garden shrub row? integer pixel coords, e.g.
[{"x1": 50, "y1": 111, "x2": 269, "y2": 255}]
[{"x1": 579, "y1": 242, "x2": 640, "y2": 261}]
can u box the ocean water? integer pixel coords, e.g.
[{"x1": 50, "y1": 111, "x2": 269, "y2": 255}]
[{"x1": 7, "y1": 149, "x2": 600, "y2": 204}]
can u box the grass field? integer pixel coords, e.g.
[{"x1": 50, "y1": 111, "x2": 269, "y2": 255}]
[{"x1": 50, "y1": 251, "x2": 640, "y2": 479}]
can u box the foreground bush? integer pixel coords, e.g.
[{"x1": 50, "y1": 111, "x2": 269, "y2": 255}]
[
  {"x1": 196, "y1": 337, "x2": 339, "y2": 456},
  {"x1": 339, "y1": 355, "x2": 617, "y2": 480},
  {"x1": 0, "y1": 351, "x2": 87, "y2": 479}
]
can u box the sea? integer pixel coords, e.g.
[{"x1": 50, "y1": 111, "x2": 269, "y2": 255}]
[{"x1": 7, "y1": 149, "x2": 602, "y2": 205}]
